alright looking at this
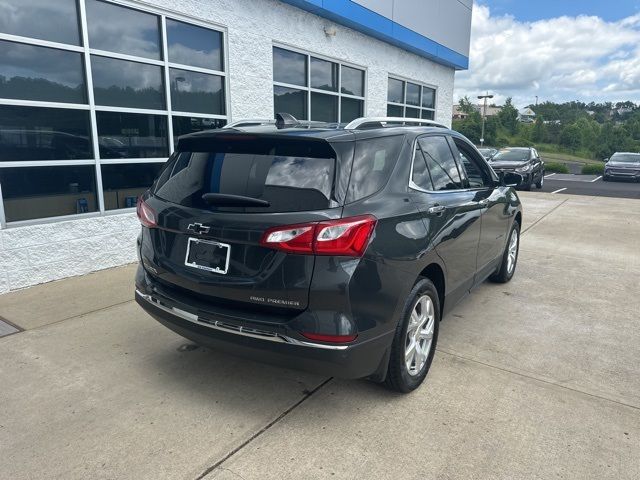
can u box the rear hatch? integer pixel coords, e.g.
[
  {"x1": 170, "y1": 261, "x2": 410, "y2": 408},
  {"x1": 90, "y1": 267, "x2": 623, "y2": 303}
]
[{"x1": 139, "y1": 132, "x2": 352, "y2": 318}]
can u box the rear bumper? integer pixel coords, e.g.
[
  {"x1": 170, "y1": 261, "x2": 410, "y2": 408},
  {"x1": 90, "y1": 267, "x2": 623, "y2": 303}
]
[{"x1": 135, "y1": 276, "x2": 393, "y2": 380}]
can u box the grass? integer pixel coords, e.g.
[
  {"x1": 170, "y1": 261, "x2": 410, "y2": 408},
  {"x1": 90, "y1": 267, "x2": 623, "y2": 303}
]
[
  {"x1": 544, "y1": 162, "x2": 570, "y2": 174},
  {"x1": 538, "y1": 151, "x2": 603, "y2": 166}
]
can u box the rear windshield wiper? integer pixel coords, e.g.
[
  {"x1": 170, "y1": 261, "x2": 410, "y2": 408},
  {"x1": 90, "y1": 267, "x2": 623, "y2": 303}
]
[{"x1": 201, "y1": 193, "x2": 271, "y2": 208}]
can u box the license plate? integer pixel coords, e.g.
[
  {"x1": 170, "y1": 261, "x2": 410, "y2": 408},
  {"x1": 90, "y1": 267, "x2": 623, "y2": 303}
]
[{"x1": 184, "y1": 238, "x2": 230, "y2": 274}]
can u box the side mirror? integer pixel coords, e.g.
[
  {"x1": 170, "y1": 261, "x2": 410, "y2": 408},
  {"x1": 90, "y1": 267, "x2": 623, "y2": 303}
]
[{"x1": 499, "y1": 171, "x2": 523, "y2": 187}]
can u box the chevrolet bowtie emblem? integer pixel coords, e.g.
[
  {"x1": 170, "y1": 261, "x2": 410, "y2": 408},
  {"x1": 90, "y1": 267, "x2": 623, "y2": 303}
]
[{"x1": 187, "y1": 223, "x2": 210, "y2": 235}]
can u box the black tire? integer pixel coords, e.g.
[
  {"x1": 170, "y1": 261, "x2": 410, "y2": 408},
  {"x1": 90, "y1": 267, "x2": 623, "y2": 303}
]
[
  {"x1": 384, "y1": 278, "x2": 440, "y2": 393},
  {"x1": 520, "y1": 179, "x2": 532, "y2": 191},
  {"x1": 490, "y1": 220, "x2": 520, "y2": 283},
  {"x1": 602, "y1": 175, "x2": 609, "y2": 182},
  {"x1": 536, "y1": 172, "x2": 544, "y2": 189}
]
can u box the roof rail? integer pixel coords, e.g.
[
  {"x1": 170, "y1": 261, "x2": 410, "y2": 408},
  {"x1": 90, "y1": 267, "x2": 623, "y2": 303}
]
[
  {"x1": 224, "y1": 114, "x2": 341, "y2": 130},
  {"x1": 223, "y1": 119, "x2": 275, "y2": 128},
  {"x1": 344, "y1": 117, "x2": 448, "y2": 130}
]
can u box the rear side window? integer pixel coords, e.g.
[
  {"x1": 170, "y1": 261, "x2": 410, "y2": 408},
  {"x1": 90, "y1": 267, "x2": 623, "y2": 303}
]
[
  {"x1": 153, "y1": 147, "x2": 336, "y2": 213},
  {"x1": 417, "y1": 136, "x2": 464, "y2": 191},
  {"x1": 346, "y1": 135, "x2": 404, "y2": 203}
]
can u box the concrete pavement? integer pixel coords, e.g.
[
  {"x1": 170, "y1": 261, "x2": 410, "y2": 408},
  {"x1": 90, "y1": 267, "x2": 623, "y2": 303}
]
[{"x1": 1, "y1": 192, "x2": 639, "y2": 480}]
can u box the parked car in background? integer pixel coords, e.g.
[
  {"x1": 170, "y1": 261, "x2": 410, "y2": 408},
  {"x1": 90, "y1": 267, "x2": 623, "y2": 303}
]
[
  {"x1": 603, "y1": 152, "x2": 640, "y2": 182},
  {"x1": 478, "y1": 147, "x2": 498, "y2": 161},
  {"x1": 135, "y1": 115, "x2": 523, "y2": 393},
  {"x1": 490, "y1": 147, "x2": 545, "y2": 190}
]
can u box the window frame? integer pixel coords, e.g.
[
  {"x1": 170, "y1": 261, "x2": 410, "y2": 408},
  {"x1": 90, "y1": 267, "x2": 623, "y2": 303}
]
[
  {"x1": 272, "y1": 43, "x2": 367, "y2": 123},
  {"x1": 387, "y1": 74, "x2": 437, "y2": 121},
  {"x1": 0, "y1": 0, "x2": 230, "y2": 228}
]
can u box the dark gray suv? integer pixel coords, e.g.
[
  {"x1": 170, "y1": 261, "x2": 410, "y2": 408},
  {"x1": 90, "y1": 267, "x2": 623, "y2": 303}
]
[
  {"x1": 135, "y1": 115, "x2": 523, "y2": 392},
  {"x1": 603, "y1": 152, "x2": 640, "y2": 182}
]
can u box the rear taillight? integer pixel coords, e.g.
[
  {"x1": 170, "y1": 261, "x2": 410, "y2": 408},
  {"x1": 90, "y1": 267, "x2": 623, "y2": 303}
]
[
  {"x1": 260, "y1": 215, "x2": 377, "y2": 257},
  {"x1": 136, "y1": 197, "x2": 157, "y2": 228},
  {"x1": 300, "y1": 332, "x2": 358, "y2": 343}
]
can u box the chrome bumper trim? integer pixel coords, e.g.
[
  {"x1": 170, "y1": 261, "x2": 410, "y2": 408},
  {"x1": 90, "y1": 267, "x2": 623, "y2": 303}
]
[{"x1": 135, "y1": 290, "x2": 349, "y2": 351}]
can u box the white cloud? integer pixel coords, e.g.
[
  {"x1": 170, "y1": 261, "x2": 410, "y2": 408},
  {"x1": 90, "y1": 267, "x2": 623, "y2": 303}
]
[{"x1": 454, "y1": 5, "x2": 640, "y2": 108}]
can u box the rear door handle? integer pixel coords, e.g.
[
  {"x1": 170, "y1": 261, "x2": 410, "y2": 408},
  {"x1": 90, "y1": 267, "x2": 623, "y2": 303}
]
[
  {"x1": 427, "y1": 205, "x2": 446, "y2": 215},
  {"x1": 478, "y1": 199, "x2": 489, "y2": 207}
]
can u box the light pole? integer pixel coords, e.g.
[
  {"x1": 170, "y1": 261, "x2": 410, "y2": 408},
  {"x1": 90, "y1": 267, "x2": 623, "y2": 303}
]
[{"x1": 477, "y1": 92, "x2": 494, "y2": 147}]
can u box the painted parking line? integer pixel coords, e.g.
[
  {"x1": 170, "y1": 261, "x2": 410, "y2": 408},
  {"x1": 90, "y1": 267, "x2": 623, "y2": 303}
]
[
  {"x1": 551, "y1": 188, "x2": 567, "y2": 194},
  {"x1": 544, "y1": 173, "x2": 557, "y2": 178},
  {"x1": 591, "y1": 176, "x2": 602, "y2": 183},
  {"x1": 545, "y1": 174, "x2": 600, "y2": 182}
]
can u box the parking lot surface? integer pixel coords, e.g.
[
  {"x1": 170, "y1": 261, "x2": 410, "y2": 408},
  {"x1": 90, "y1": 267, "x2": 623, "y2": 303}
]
[
  {"x1": 1, "y1": 192, "x2": 639, "y2": 480},
  {"x1": 541, "y1": 173, "x2": 640, "y2": 199}
]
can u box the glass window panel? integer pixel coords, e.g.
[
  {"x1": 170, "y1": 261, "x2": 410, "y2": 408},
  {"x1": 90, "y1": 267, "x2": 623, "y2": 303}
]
[
  {"x1": 405, "y1": 107, "x2": 420, "y2": 118},
  {"x1": 422, "y1": 87, "x2": 436, "y2": 109},
  {"x1": 273, "y1": 47, "x2": 307, "y2": 86},
  {"x1": 387, "y1": 104, "x2": 403, "y2": 117},
  {"x1": 341, "y1": 65, "x2": 364, "y2": 97},
  {"x1": 0, "y1": 0, "x2": 80, "y2": 45},
  {"x1": 387, "y1": 78, "x2": 404, "y2": 103},
  {"x1": 91, "y1": 56, "x2": 165, "y2": 110},
  {"x1": 310, "y1": 57, "x2": 338, "y2": 92},
  {"x1": 0, "y1": 105, "x2": 92, "y2": 161},
  {"x1": 170, "y1": 68, "x2": 224, "y2": 115},
  {"x1": 418, "y1": 136, "x2": 463, "y2": 191},
  {"x1": 0, "y1": 165, "x2": 97, "y2": 222},
  {"x1": 86, "y1": 0, "x2": 161, "y2": 59},
  {"x1": 101, "y1": 162, "x2": 164, "y2": 210},
  {"x1": 406, "y1": 82, "x2": 421, "y2": 106},
  {"x1": 167, "y1": 19, "x2": 223, "y2": 71},
  {"x1": 274, "y1": 86, "x2": 307, "y2": 120},
  {"x1": 421, "y1": 109, "x2": 435, "y2": 120},
  {"x1": 173, "y1": 117, "x2": 226, "y2": 139},
  {"x1": 311, "y1": 92, "x2": 338, "y2": 122},
  {"x1": 341, "y1": 97, "x2": 363, "y2": 123},
  {"x1": 0, "y1": 41, "x2": 87, "y2": 104},
  {"x1": 96, "y1": 112, "x2": 168, "y2": 159}
]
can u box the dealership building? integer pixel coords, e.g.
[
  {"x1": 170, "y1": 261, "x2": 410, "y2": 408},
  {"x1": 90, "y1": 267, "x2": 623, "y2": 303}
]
[{"x1": 0, "y1": 0, "x2": 472, "y2": 293}]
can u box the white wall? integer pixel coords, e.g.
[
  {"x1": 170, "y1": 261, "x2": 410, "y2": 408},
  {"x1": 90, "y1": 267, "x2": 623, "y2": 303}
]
[{"x1": 0, "y1": 0, "x2": 456, "y2": 294}]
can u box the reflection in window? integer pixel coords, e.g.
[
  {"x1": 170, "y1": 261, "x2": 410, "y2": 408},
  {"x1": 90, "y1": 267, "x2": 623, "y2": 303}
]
[
  {"x1": 0, "y1": 40, "x2": 87, "y2": 104},
  {"x1": 0, "y1": 0, "x2": 80, "y2": 45},
  {"x1": 422, "y1": 87, "x2": 435, "y2": 109},
  {"x1": 406, "y1": 82, "x2": 421, "y2": 106},
  {"x1": 172, "y1": 116, "x2": 226, "y2": 139},
  {"x1": 341, "y1": 66, "x2": 364, "y2": 96},
  {"x1": 311, "y1": 92, "x2": 337, "y2": 122},
  {"x1": 387, "y1": 104, "x2": 403, "y2": 117},
  {"x1": 341, "y1": 97, "x2": 363, "y2": 123},
  {"x1": 101, "y1": 162, "x2": 164, "y2": 210},
  {"x1": 91, "y1": 56, "x2": 165, "y2": 110},
  {"x1": 273, "y1": 47, "x2": 307, "y2": 86},
  {"x1": 310, "y1": 57, "x2": 338, "y2": 92},
  {"x1": 418, "y1": 136, "x2": 463, "y2": 191},
  {"x1": 388, "y1": 77, "x2": 436, "y2": 120},
  {"x1": 0, "y1": 165, "x2": 97, "y2": 222},
  {"x1": 166, "y1": 19, "x2": 223, "y2": 71},
  {"x1": 170, "y1": 68, "x2": 224, "y2": 115},
  {"x1": 96, "y1": 112, "x2": 168, "y2": 159},
  {"x1": 86, "y1": 0, "x2": 161, "y2": 59},
  {"x1": 274, "y1": 86, "x2": 307, "y2": 120},
  {"x1": 0, "y1": 105, "x2": 92, "y2": 161},
  {"x1": 406, "y1": 107, "x2": 420, "y2": 118},
  {"x1": 387, "y1": 78, "x2": 404, "y2": 103}
]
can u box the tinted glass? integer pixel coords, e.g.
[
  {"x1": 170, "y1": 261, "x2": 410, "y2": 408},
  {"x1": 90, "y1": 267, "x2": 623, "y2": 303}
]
[
  {"x1": 458, "y1": 150, "x2": 489, "y2": 188},
  {"x1": 387, "y1": 104, "x2": 403, "y2": 117},
  {"x1": 418, "y1": 136, "x2": 463, "y2": 191},
  {"x1": 273, "y1": 47, "x2": 307, "y2": 86},
  {"x1": 86, "y1": 0, "x2": 160, "y2": 59},
  {"x1": 346, "y1": 136, "x2": 404, "y2": 203},
  {"x1": 310, "y1": 57, "x2": 338, "y2": 92},
  {"x1": 101, "y1": 162, "x2": 164, "y2": 210},
  {"x1": 406, "y1": 82, "x2": 421, "y2": 106},
  {"x1": 172, "y1": 117, "x2": 226, "y2": 138},
  {"x1": 0, "y1": 41, "x2": 87, "y2": 104},
  {"x1": 412, "y1": 148, "x2": 433, "y2": 190},
  {"x1": 91, "y1": 56, "x2": 165, "y2": 110},
  {"x1": 0, "y1": 105, "x2": 92, "y2": 161},
  {"x1": 421, "y1": 109, "x2": 435, "y2": 120},
  {"x1": 170, "y1": 69, "x2": 224, "y2": 114},
  {"x1": 311, "y1": 92, "x2": 338, "y2": 122},
  {"x1": 0, "y1": 165, "x2": 97, "y2": 222},
  {"x1": 341, "y1": 97, "x2": 363, "y2": 123},
  {"x1": 154, "y1": 150, "x2": 335, "y2": 213},
  {"x1": 341, "y1": 65, "x2": 364, "y2": 96},
  {"x1": 422, "y1": 87, "x2": 435, "y2": 109},
  {"x1": 96, "y1": 112, "x2": 168, "y2": 159},
  {"x1": 0, "y1": 0, "x2": 80, "y2": 45},
  {"x1": 406, "y1": 107, "x2": 420, "y2": 118},
  {"x1": 387, "y1": 78, "x2": 404, "y2": 103},
  {"x1": 274, "y1": 86, "x2": 307, "y2": 120},
  {"x1": 166, "y1": 19, "x2": 223, "y2": 71},
  {"x1": 492, "y1": 149, "x2": 530, "y2": 162},
  {"x1": 611, "y1": 153, "x2": 640, "y2": 163}
]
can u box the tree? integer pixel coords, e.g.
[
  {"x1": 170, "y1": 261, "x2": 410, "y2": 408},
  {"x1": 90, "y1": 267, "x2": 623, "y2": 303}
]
[
  {"x1": 498, "y1": 97, "x2": 519, "y2": 134},
  {"x1": 532, "y1": 116, "x2": 547, "y2": 143},
  {"x1": 458, "y1": 96, "x2": 476, "y2": 115},
  {"x1": 559, "y1": 124, "x2": 582, "y2": 152}
]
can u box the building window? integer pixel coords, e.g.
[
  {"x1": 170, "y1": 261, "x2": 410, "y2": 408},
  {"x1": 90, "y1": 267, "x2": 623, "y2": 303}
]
[
  {"x1": 387, "y1": 77, "x2": 436, "y2": 120},
  {"x1": 0, "y1": 0, "x2": 228, "y2": 226},
  {"x1": 272, "y1": 46, "x2": 365, "y2": 123}
]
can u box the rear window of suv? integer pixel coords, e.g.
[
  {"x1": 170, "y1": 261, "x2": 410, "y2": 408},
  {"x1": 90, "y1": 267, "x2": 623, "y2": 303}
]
[{"x1": 152, "y1": 137, "x2": 337, "y2": 213}]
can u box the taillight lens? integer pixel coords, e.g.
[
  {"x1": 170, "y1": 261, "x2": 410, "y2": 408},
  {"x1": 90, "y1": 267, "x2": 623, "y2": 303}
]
[
  {"x1": 300, "y1": 332, "x2": 358, "y2": 343},
  {"x1": 260, "y1": 215, "x2": 377, "y2": 257},
  {"x1": 136, "y1": 197, "x2": 157, "y2": 228}
]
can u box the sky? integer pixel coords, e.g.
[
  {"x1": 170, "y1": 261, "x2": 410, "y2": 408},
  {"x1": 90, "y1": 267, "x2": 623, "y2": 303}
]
[{"x1": 454, "y1": 0, "x2": 640, "y2": 108}]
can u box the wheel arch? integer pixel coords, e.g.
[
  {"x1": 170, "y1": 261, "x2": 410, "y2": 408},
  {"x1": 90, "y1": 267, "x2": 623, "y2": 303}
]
[{"x1": 418, "y1": 263, "x2": 445, "y2": 317}]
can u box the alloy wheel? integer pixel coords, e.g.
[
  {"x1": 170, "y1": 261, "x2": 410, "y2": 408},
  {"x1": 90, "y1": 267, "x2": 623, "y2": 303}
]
[
  {"x1": 404, "y1": 295, "x2": 435, "y2": 376},
  {"x1": 507, "y1": 228, "x2": 519, "y2": 274}
]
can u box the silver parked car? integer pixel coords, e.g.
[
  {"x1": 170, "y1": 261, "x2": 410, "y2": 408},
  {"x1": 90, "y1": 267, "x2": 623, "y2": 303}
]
[{"x1": 603, "y1": 153, "x2": 640, "y2": 182}]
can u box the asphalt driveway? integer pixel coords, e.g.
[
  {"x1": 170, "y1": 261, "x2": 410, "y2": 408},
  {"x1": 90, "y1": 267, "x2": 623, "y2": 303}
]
[{"x1": 1, "y1": 192, "x2": 638, "y2": 480}]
